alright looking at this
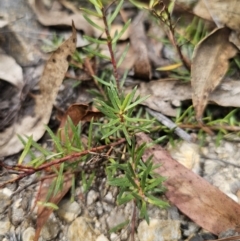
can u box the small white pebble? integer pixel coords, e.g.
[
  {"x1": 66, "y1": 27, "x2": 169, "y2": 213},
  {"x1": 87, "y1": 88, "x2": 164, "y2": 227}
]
[{"x1": 2, "y1": 188, "x2": 13, "y2": 197}]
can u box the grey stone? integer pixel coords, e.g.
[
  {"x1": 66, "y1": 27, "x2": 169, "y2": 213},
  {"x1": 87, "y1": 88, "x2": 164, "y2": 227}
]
[
  {"x1": 22, "y1": 227, "x2": 35, "y2": 241},
  {"x1": 0, "y1": 221, "x2": 11, "y2": 236},
  {"x1": 57, "y1": 199, "x2": 81, "y2": 223},
  {"x1": 68, "y1": 217, "x2": 99, "y2": 241},
  {"x1": 40, "y1": 216, "x2": 60, "y2": 240},
  {"x1": 87, "y1": 190, "x2": 99, "y2": 206},
  {"x1": 137, "y1": 219, "x2": 181, "y2": 241},
  {"x1": 0, "y1": 192, "x2": 11, "y2": 214},
  {"x1": 106, "y1": 208, "x2": 127, "y2": 229},
  {"x1": 96, "y1": 234, "x2": 109, "y2": 241}
]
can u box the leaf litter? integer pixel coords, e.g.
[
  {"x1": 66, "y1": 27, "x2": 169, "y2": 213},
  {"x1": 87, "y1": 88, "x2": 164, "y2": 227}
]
[
  {"x1": 191, "y1": 27, "x2": 238, "y2": 121},
  {"x1": 2, "y1": 1, "x2": 240, "y2": 240},
  {"x1": 0, "y1": 23, "x2": 77, "y2": 157}
]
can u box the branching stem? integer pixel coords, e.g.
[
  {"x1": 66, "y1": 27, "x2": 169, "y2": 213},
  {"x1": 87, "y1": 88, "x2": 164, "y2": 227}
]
[{"x1": 0, "y1": 138, "x2": 125, "y2": 188}]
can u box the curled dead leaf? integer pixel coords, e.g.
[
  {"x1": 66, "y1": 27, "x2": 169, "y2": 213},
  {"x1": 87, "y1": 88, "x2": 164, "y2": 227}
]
[
  {"x1": 30, "y1": 0, "x2": 94, "y2": 35},
  {"x1": 59, "y1": 103, "x2": 103, "y2": 142}
]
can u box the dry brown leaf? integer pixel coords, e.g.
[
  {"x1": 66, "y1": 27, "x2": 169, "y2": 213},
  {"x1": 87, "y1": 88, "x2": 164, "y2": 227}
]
[
  {"x1": 125, "y1": 78, "x2": 240, "y2": 117},
  {"x1": 59, "y1": 103, "x2": 103, "y2": 142},
  {"x1": 34, "y1": 173, "x2": 73, "y2": 241},
  {"x1": 29, "y1": 0, "x2": 94, "y2": 36},
  {"x1": 193, "y1": 0, "x2": 213, "y2": 21},
  {"x1": 0, "y1": 54, "x2": 23, "y2": 89},
  {"x1": 136, "y1": 132, "x2": 240, "y2": 235},
  {"x1": 191, "y1": 27, "x2": 237, "y2": 121},
  {"x1": 0, "y1": 23, "x2": 76, "y2": 157},
  {"x1": 203, "y1": 0, "x2": 240, "y2": 31},
  {"x1": 130, "y1": 12, "x2": 152, "y2": 80}
]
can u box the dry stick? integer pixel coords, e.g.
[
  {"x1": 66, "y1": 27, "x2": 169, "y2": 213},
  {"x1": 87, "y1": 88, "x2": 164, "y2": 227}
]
[
  {"x1": 101, "y1": 7, "x2": 120, "y2": 91},
  {"x1": 146, "y1": 108, "x2": 193, "y2": 142},
  {"x1": 0, "y1": 138, "x2": 126, "y2": 188},
  {"x1": 179, "y1": 123, "x2": 240, "y2": 132}
]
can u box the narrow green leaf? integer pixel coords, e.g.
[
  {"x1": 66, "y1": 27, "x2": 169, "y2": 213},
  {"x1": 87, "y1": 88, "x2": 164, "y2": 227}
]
[
  {"x1": 83, "y1": 47, "x2": 111, "y2": 60},
  {"x1": 140, "y1": 201, "x2": 147, "y2": 219},
  {"x1": 125, "y1": 95, "x2": 150, "y2": 111},
  {"x1": 18, "y1": 135, "x2": 33, "y2": 164},
  {"x1": 112, "y1": 19, "x2": 131, "y2": 43},
  {"x1": 109, "y1": 220, "x2": 129, "y2": 234},
  {"x1": 107, "y1": 0, "x2": 124, "y2": 25},
  {"x1": 45, "y1": 125, "x2": 63, "y2": 153},
  {"x1": 127, "y1": 162, "x2": 135, "y2": 177},
  {"x1": 46, "y1": 178, "x2": 57, "y2": 202},
  {"x1": 146, "y1": 194, "x2": 169, "y2": 208},
  {"x1": 122, "y1": 125, "x2": 131, "y2": 145},
  {"x1": 125, "y1": 173, "x2": 138, "y2": 189},
  {"x1": 83, "y1": 14, "x2": 104, "y2": 31},
  {"x1": 101, "y1": 125, "x2": 122, "y2": 139},
  {"x1": 84, "y1": 35, "x2": 107, "y2": 44},
  {"x1": 117, "y1": 43, "x2": 129, "y2": 68},
  {"x1": 37, "y1": 201, "x2": 59, "y2": 210},
  {"x1": 145, "y1": 177, "x2": 166, "y2": 191},
  {"x1": 103, "y1": 119, "x2": 120, "y2": 128},
  {"x1": 80, "y1": 7, "x2": 102, "y2": 18},
  {"x1": 88, "y1": 119, "x2": 93, "y2": 149},
  {"x1": 70, "y1": 175, "x2": 76, "y2": 202},
  {"x1": 45, "y1": 152, "x2": 63, "y2": 160},
  {"x1": 30, "y1": 138, "x2": 52, "y2": 156},
  {"x1": 29, "y1": 156, "x2": 45, "y2": 168},
  {"x1": 108, "y1": 177, "x2": 131, "y2": 187},
  {"x1": 117, "y1": 194, "x2": 134, "y2": 205},
  {"x1": 53, "y1": 163, "x2": 64, "y2": 196},
  {"x1": 93, "y1": 75, "x2": 111, "y2": 86},
  {"x1": 18, "y1": 135, "x2": 36, "y2": 159},
  {"x1": 121, "y1": 92, "x2": 132, "y2": 111},
  {"x1": 94, "y1": 3, "x2": 103, "y2": 17}
]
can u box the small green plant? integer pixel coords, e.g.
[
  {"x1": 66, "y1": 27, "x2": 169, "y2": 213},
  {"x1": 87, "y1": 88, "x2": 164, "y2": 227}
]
[
  {"x1": 16, "y1": 0, "x2": 169, "y2": 237},
  {"x1": 107, "y1": 140, "x2": 169, "y2": 223}
]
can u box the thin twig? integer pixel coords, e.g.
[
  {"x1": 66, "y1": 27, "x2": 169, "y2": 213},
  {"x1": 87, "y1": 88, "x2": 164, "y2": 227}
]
[
  {"x1": 146, "y1": 108, "x2": 193, "y2": 142},
  {"x1": 0, "y1": 138, "x2": 126, "y2": 188},
  {"x1": 101, "y1": 7, "x2": 120, "y2": 91},
  {"x1": 179, "y1": 123, "x2": 240, "y2": 132},
  {"x1": 151, "y1": 2, "x2": 191, "y2": 71}
]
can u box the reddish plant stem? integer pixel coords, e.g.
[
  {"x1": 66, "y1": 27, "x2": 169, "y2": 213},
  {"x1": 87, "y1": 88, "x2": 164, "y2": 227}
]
[
  {"x1": 167, "y1": 26, "x2": 191, "y2": 72},
  {"x1": 0, "y1": 138, "x2": 126, "y2": 188},
  {"x1": 179, "y1": 123, "x2": 240, "y2": 132},
  {"x1": 152, "y1": 3, "x2": 191, "y2": 72},
  {"x1": 101, "y1": 7, "x2": 120, "y2": 91}
]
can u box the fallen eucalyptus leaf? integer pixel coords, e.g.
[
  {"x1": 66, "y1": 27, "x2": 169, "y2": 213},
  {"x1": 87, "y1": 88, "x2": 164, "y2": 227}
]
[
  {"x1": 130, "y1": 11, "x2": 152, "y2": 80},
  {"x1": 203, "y1": 0, "x2": 240, "y2": 31},
  {"x1": 191, "y1": 27, "x2": 237, "y2": 121},
  {"x1": 0, "y1": 24, "x2": 77, "y2": 157},
  {"x1": 137, "y1": 132, "x2": 240, "y2": 235},
  {"x1": 29, "y1": 0, "x2": 93, "y2": 36},
  {"x1": 125, "y1": 78, "x2": 240, "y2": 117}
]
